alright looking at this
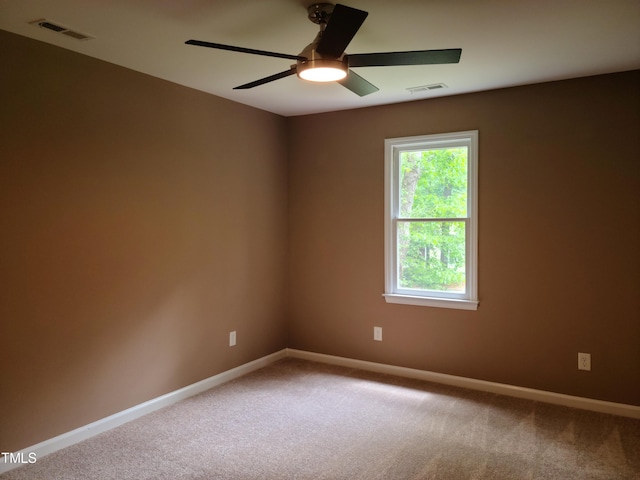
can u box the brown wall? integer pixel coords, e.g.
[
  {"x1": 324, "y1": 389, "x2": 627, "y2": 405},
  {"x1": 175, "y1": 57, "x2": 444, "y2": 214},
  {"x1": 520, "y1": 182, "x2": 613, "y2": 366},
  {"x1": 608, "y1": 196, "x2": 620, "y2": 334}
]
[
  {"x1": 287, "y1": 70, "x2": 640, "y2": 406},
  {"x1": 0, "y1": 30, "x2": 288, "y2": 451}
]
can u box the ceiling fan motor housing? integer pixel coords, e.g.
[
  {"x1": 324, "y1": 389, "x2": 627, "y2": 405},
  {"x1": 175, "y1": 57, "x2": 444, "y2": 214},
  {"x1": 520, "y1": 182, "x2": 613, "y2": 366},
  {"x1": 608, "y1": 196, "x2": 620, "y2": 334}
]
[
  {"x1": 298, "y1": 4, "x2": 349, "y2": 82},
  {"x1": 296, "y1": 32, "x2": 347, "y2": 81}
]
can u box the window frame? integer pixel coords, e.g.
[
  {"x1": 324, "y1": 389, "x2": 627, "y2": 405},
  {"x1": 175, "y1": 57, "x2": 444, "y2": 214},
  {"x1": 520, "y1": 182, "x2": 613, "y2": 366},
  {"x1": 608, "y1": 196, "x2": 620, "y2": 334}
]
[{"x1": 383, "y1": 130, "x2": 479, "y2": 310}]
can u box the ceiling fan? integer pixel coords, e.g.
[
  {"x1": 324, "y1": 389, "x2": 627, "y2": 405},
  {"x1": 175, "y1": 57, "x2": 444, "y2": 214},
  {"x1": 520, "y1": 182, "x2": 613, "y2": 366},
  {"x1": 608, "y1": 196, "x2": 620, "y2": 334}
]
[{"x1": 185, "y1": 3, "x2": 462, "y2": 97}]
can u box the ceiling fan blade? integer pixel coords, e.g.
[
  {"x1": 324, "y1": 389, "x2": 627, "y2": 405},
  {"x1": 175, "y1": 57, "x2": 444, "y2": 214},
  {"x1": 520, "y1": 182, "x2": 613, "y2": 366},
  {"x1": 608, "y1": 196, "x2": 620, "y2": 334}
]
[
  {"x1": 233, "y1": 67, "x2": 298, "y2": 90},
  {"x1": 186, "y1": 40, "x2": 305, "y2": 61},
  {"x1": 316, "y1": 4, "x2": 368, "y2": 58},
  {"x1": 347, "y1": 49, "x2": 462, "y2": 67},
  {"x1": 338, "y1": 70, "x2": 379, "y2": 97}
]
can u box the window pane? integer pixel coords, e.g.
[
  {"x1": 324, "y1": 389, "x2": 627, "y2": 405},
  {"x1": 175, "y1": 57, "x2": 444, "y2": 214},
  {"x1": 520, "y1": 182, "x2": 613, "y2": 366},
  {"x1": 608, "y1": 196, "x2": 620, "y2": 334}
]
[
  {"x1": 397, "y1": 221, "x2": 466, "y2": 292},
  {"x1": 399, "y1": 147, "x2": 467, "y2": 219}
]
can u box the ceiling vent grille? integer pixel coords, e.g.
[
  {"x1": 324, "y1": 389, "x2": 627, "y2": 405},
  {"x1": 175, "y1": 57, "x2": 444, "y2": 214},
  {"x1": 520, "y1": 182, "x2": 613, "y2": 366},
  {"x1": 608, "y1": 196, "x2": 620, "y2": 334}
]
[
  {"x1": 29, "y1": 19, "x2": 93, "y2": 41},
  {"x1": 406, "y1": 83, "x2": 448, "y2": 94}
]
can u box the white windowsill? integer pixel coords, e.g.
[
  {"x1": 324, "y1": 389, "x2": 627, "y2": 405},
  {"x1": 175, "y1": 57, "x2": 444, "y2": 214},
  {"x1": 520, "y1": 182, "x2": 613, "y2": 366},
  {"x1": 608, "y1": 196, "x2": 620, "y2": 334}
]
[{"x1": 383, "y1": 294, "x2": 479, "y2": 310}]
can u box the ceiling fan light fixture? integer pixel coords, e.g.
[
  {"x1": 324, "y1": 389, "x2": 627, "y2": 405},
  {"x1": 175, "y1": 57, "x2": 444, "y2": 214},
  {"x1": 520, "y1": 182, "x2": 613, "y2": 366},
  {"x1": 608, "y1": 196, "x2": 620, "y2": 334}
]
[
  {"x1": 186, "y1": 3, "x2": 461, "y2": 96},
  {"x1": 298, "y1": 58, "x2": 347, "y2": 82}
]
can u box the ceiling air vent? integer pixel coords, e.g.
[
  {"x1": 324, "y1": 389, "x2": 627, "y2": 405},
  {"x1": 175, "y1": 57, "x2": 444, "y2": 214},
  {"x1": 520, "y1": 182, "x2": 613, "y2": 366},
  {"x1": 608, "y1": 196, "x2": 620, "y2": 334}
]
[
  {"x1": 406, "y1": 83, "x2": 448, "y2": 94},
  {"x1": 29, "y1": 19, "x2": 93, "y2": 41}
]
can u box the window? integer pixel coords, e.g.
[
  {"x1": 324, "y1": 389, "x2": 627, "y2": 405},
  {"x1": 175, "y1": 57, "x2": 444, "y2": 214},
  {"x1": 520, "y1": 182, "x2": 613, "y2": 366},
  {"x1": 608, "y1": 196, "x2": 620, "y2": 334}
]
[{"x1": 384, "y1": 131, "x2": 478, "y2": 310}]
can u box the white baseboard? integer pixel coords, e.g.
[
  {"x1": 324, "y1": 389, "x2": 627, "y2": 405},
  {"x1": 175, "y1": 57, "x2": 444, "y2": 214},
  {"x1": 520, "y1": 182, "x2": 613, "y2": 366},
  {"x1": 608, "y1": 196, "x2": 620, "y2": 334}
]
[
  {"x1": 0, "y1": 349, "x2": 287, "y2": 475},
  {"x1": 286, "y1": 348, "x2": 640, "y2": 420},
  {"x1": 4, "y1": 347, "x2": 638, "y2": 474}
]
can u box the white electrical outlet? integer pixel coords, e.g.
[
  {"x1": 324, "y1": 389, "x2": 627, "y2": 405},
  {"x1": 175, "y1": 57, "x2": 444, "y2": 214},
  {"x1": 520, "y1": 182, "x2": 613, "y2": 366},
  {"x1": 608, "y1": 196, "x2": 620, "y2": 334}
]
[
  {"x1": 578, "y1": 352, "x2": 591, "y2": 371},
  {"x1": 374, "y1": 326, "x2": 382, "y2": 341},
  {"x1": 229, "y1": 331, "x2": 236, "y2": 347}
]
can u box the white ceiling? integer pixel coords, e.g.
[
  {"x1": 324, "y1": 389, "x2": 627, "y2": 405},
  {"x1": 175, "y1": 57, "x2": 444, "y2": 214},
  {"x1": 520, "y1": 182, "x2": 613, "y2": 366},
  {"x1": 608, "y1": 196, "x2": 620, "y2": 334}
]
[{"x1": 1, "y1": 0, "x2": 639, "y2": 117}]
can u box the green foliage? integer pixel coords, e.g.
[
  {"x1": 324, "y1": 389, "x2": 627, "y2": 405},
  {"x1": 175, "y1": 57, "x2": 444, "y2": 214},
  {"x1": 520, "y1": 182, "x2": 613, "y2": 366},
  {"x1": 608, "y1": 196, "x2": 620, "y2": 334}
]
[{"x1": 398, "y1": 148, "x2": 467, "y2": 292}]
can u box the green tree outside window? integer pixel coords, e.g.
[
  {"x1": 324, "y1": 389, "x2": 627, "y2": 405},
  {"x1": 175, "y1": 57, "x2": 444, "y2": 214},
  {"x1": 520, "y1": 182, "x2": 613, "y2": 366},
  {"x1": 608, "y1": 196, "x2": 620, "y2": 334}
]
[{"x1": 398, "y1": 147, "x2": 467, "y2": 292}]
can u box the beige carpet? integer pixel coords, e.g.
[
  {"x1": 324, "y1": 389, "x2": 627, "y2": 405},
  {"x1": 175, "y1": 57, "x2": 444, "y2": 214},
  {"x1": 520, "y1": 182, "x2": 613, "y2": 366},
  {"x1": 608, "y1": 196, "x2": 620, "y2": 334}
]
[{"x1": 2, "y1": 358, "x2": 639, "y2": 479}]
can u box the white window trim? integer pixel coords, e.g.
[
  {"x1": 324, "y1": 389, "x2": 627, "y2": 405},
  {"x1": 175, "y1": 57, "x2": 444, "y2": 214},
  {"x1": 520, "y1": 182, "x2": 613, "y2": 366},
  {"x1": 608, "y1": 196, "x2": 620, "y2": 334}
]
[{"x1": 384, "y1": 131, "x2": 478, "y2": 310}]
